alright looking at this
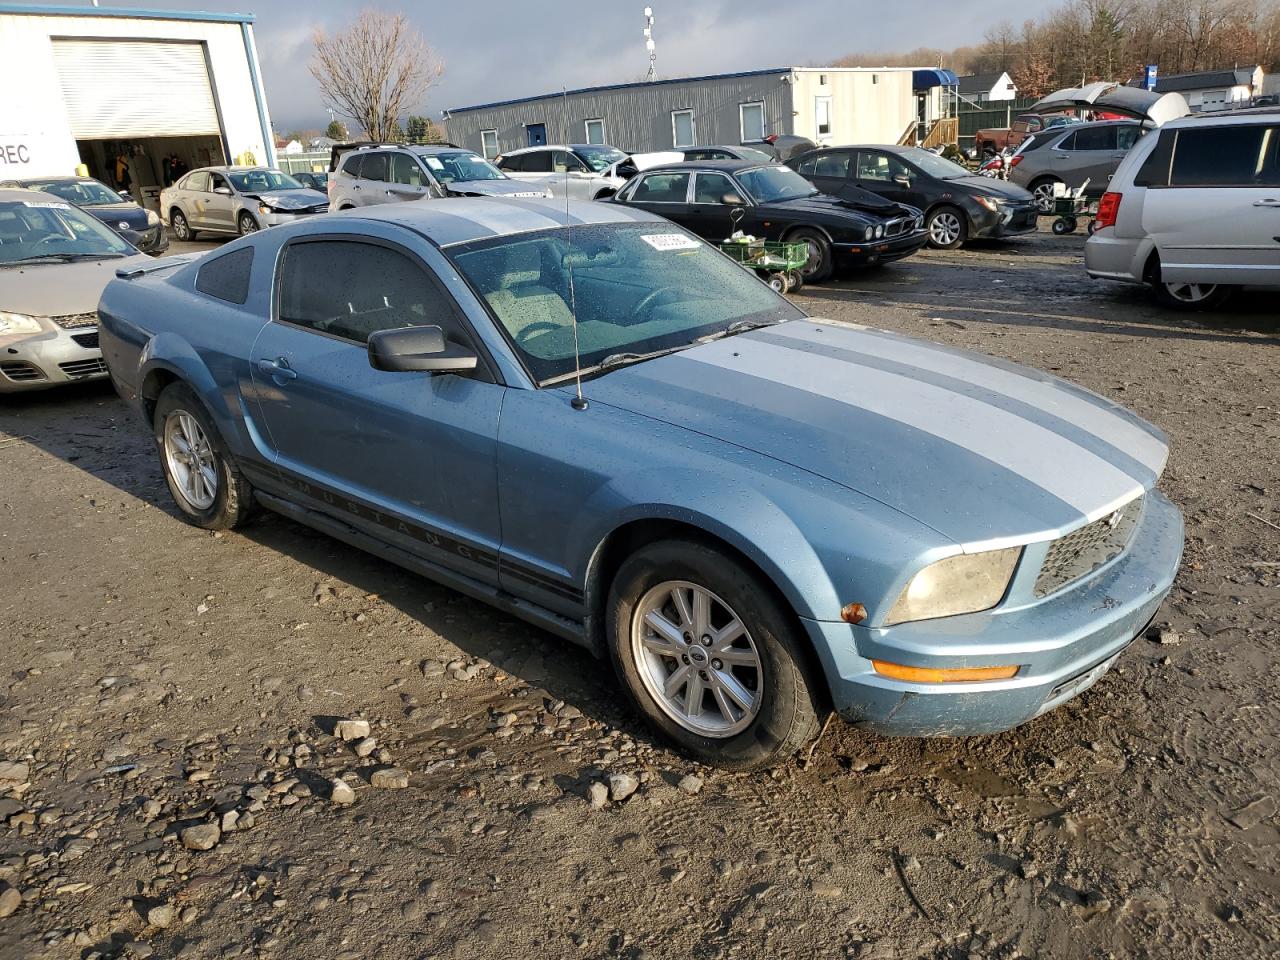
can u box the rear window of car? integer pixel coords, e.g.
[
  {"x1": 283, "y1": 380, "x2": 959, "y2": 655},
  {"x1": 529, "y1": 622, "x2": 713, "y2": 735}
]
[
  {"x1": 195, "y1": 247, "x2": 254, "y2": 305},
  {"x1": 1168, "y1": 124, "x2": 1280, "y2": 187}
]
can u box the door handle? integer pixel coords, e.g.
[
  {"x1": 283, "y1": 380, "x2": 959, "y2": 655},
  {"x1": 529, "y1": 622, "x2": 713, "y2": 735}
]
[
  {"x1": 258, "y1": 358, "x2": 297, "y2": 381},
  {"x1": 352, "y1": 184, "x2": 362, "y2": 190},
  {"x1": 1254, "y1": 199, "x2": 1280, "y2": 208}
]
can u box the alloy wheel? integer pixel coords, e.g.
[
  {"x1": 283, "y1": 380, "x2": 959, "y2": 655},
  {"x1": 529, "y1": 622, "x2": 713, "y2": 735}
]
[
  {"x1": 238, "y1": 215, "x2": 259, "y2": 235},
  {"x1": 929, "y1": 211, "x2": 962, "y2": 247},
  {"x1": 800, "y1": 239, "x2": 824, "y2": 278},
  {"x1": 1032, "y1": 182, "x2": 1056, "y2": 214},
  {"x1": 163, "y1": 411, "x2": 218, "y2": 511},
  {"x1": 631, "y1": 580, "x2": 764, "y2": 737},
  {"x1": 1163, "y1": 281, "x2": 1219, "y2": 305},
  {"x1": 172, "y1": 212, "x2": 189, "y2": 241}
]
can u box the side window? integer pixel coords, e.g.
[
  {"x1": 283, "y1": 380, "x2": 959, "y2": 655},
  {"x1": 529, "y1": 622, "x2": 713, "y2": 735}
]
[
  {"x1": 195, "y1": 247, "x2": 254, "y2": 305},
  {"x1": 522, "y1": 151, "x2": 553, "y2": 173},
  {"x1": 1170, "y1": 125, "x2": 1279, "y2": 186},
  {"x1": 340, "y1": 153, "x2": 363, "y2": 178},
  {"x1": 1070, "y1": 127, "x2": 1117, "y2": 151},
  {"x1": 693, "y1": 173, "x2": 739, "y2": 204},
  {"x1": 277, "y1": 240, "x2": 467, "y2": 346},
  {"x1": 856, "y1": 151, "x2": 897, "y2": 181},
  {"x1": 795, "y1": 155, "x2": 818, "y2": 176},
  {"x1": 360, "y1": 152, "x2": 389, "y2": 182},
  {"x1": 1134, "y1": 131, "x2": 1174, "y2": 187},
  {"x1": 208, "y1": 173, "x2": 230, "y2": 193},
  {"x1": 630, "y1": 173, "x2": 690, "y2": 203},
  {"x1": 553, "y1": 151, "x2": 585, "y2": 173},
  {"x1": 186, "y1": 172, "x2": 210, "y2": 192},
  {"x1": 1056, "y1": 132, "x2": 1077, "y2": 151},
  {"x1": 1117, "y1": 125, "x2": 1143, "y2": 151},
  {"x1": 390, "y1": 153, "x2": 425, "y2": 186},
  {"x1": 814, "y1": 152, "x2": 852, "y2": 178}
]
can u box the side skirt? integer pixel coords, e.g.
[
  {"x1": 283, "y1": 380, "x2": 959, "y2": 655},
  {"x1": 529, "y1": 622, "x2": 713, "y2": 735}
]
[{"x1": 254, "y1": 491, "x2": 593, "y2": 651}]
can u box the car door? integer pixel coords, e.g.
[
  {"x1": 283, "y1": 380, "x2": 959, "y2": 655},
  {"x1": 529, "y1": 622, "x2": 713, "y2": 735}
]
[
  {"x1": 796, "y1": 150, "x2": 854, "y2": 198},
  {"x1": 354, "y1": 151, "x2": 390, "y2": 207},
  {"x1": 619, "y1": 171, "x2": 696, "y2": 231},
  {"x1": 1144, "y1": 121, "x2": 1280, "y2": 286},
  {"x1": 545, "y1": 150, "x2": 594, "y2": 200},
  {"x1": 851, "y1": 150, "x2": 922, "y2": 208},
  {"x1": 1052, "y1": 126, "x2": 1118, "y2": 194},
  {"x1": 179, "y1": 171, "x2": 210, "y2": 227},
  {"x1": 502, "y1": 149, "x2": 554, "y2": 193},
  {"x1": 248, "y1": 226, "x2": 506, "y2": 586},
  {"x1": 383, "y1": 152, "x2": 433, "y2": 204},
  {"x1": 686, "y1": 171, "x2": 748, "y2": 239},
  {"x1": 204, "y1": 172, "x2": 237, "y2": 232}
]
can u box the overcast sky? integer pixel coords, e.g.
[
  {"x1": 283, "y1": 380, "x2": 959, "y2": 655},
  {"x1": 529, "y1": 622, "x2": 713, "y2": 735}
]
[{"x1": 25, "y1": 1, "x2": 1061, "y2": 130}]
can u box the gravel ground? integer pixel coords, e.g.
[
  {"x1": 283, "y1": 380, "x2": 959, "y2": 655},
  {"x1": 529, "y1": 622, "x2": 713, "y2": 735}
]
[{"x1": 1, "y1": 227, "x2": 1277, "y2": 960}]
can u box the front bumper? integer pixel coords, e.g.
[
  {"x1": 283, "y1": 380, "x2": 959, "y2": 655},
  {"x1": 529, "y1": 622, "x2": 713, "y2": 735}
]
[
  {"x1": 802, "y1": 489, "x2": 1184, "y2": 736},
  {"x1": 119, "y1": 224, "x2": 170, "y2": 255},
  {"x1": 971, "y1": 204, "x2": 1040, "y2": 240},
  {"x1": 0, "y1": 327, "x2": 108, "y2": 393},
  {"x1": 834, "y1": 230, "x2": 928, "y2": 267}
]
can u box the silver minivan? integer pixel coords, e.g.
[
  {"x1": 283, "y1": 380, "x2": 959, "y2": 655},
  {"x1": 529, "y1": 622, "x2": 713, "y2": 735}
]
[{"x1": 1085, "y1": 109, "x2": 1280, "y2": 309}]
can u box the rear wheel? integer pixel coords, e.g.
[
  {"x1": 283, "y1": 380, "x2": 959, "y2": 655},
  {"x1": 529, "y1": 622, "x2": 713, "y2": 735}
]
[
  {"x1": 790, "y1": 228, "x2": 833, "y2": 284},
  {"x1": 607, "y1": 539, "x2": 824, "y2": 771},
  {"x1": 1030, "y1": 178, "x2": 1060, "y2": 215},
  {"x1": 1152, "y1": 279, "x2": 1233, "y2": 311},
  {"x1": 170, "y1": 209, "x2": 194, "y2": 241},
  {"x1": 926, "y1": 206, "x2": 967, "y2": 249},
  {"x1": 154, "y1": 384, "x2": 253, "y2": 530}
]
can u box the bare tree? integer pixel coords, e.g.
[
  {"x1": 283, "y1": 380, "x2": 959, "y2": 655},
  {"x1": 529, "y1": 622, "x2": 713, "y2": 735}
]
[{"x1": 310, "y1": 10, "x2": 444, "y2": 143}]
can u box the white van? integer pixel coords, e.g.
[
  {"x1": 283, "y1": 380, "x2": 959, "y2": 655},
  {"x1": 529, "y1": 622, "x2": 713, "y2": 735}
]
[{"x1": 1085, "y1": 109, "x2": 1280, "y2": 309}]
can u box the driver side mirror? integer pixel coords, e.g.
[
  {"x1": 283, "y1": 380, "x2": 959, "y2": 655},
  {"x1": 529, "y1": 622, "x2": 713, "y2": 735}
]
[
  {"x1": 722, "y1": 193, "x2": 746, "y2": 206},
  {"x1": 368, "y1": 326, "x2": 477, "y2": 374},
  {"x1": 894, "y1": 175, "x2": 912, "y2": 188},
  {"x1": 213, "y1": 186, "x2": 232, "y2": 196},
  {"x1": 119, "y1": 190, "x2": 133, "y2": 201}
]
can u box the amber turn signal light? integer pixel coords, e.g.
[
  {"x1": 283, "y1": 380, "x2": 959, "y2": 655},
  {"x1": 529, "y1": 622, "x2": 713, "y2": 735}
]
[
  {"x1": 840, "y1": 603, "x2": 868, "y2": 624},
  {"x1": 871, "y1": 661, "x2": 1019, "y2": 683}
]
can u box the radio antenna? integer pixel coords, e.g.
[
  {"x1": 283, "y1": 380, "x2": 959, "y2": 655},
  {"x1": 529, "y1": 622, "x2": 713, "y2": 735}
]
[{"x1": 564, "y1": 85, "x2": 587, "y2": 411}]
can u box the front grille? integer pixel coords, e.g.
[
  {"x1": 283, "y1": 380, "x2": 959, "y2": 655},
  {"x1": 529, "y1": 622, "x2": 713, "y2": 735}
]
[
  {"x1": 58, "y1": 358, "x2": 108, "y2": 378},
  {"x1": 1035, "y1": 495, "x2": 1144, "y2": 598},
  {"x1": 883, "y1": 218, "x2": 909, "y2": 238},
  {"x1": 0, "y1": 361, "x2": 45, "y2": 383},
  {"x1": 71, "y1": 332, "x2": 100, "y2": 349},
  {"x1": 52, "y1": 312, "x2": 98, "y2": 330}
]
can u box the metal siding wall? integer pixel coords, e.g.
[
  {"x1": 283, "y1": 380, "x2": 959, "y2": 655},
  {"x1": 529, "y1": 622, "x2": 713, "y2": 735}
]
[{"x1": 446, "y1": 74, "x2": 793, "y2": 155}]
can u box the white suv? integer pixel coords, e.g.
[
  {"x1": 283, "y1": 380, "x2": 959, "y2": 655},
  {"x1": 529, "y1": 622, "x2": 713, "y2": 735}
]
[
  {"x1": 1085, "y1": 109, "x2": 1280, "y2": 309},
  {"x1": 495, "y1": 144, "x2": 673, "y2": 200}
]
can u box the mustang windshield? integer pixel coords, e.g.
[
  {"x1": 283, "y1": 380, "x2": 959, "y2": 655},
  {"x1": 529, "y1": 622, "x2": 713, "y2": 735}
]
[
  {"x1": 574, "y1": 146, "x2": 628, "y2": 172},
  {"x1": 25, "y1": 180, "x2": 125, "y2": 206},
  {"x1": 227, "y1": 170, "x2": 305, "y2": 192},
  {"x1": 426, "y1": 152, "x2": 506, "y2": 183},
  {"x1": 736, "y1": 165, "x2": 818, "y2": 202},
  {"x1": 449, "y1": 223, "x2": 804, "y2": 384},
  {"x1": 0, "y1": 199, "x2": 133, "y2": 265}
]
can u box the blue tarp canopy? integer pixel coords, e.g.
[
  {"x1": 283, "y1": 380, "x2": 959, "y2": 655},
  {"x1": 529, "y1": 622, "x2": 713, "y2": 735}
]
[{"x1": 913, "y1": 69, "x2": 959, "y2": 91}]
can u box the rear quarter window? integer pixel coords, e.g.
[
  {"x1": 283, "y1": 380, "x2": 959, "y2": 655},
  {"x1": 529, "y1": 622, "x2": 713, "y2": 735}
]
[
  {"x1": 195, "y1": 247, "x2": 254, "y2": 305},
  {"x1": 1134, "y1": 132, "x2": 1174, "y2": 187},
  {"x1": 1169, "y1": 124, "x2": 1280, "y2": 186}
]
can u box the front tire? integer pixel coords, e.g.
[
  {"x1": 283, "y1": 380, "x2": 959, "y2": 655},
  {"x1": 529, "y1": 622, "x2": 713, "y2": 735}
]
[
  {"x1": 154, "y1": 383, "x2": 253, "y2": 530},
  {"x1": 606, "y1": 539, "x2": 824, "y2": 771},
  {"x1": 926, "y1": 206, "x2": 967, "y2": 249},
  {"x1": 170, "y1": 209, "x2": 194, "y2": 241},
  {"x1": 1030, "y1": 178, "x2": 1060, "y2": 215},
  {"x1": 237, "y1": 212, "x2": 260, "y2": 236},
  {"x1": 790, "y1": 228, "x2": 834, "y2": 284}
]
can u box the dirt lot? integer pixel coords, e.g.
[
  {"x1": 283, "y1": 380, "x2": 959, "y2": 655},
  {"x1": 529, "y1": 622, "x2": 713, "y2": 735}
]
[{"x1": 1, "y1": 227, "x2": 1277, "y2": 960}]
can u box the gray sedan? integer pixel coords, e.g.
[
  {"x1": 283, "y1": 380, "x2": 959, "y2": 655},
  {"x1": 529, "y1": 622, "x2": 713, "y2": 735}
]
[{"x1": 159, "y1": 167, "x2": 329, "y2": 240}]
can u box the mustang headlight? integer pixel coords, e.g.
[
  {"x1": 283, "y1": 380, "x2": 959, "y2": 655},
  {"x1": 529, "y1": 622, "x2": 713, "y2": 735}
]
[
  {"x1": 145, "y1": 209, "x2": 161, "y2": 227},
  {"x1": 0, "y1": 312, "x2": 43, "y2": 336},
  {"x1": 885, "y1": 547, "x2": 1022, "y2": 626}
]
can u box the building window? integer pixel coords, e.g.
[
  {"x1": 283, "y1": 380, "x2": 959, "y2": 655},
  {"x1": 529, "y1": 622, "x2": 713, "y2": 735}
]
[
  {"x1": 671, "y1": 109, "x2": 695, "y2": 148},
  {"x1": 584, "y1": 119, "x2": 606, "y2": 144},
  {"x1": 480, "y1": 130, "x2": 499, "y2": 160},
  {"x1": 815, "y1": 96, "x2": 832, "y2": 138},
  {"x1": 739, "y1": 101, "x2": 766, "y2": 142},
  {"x1": 819, "y1": 74, "x2": 828, "y2": 86}
]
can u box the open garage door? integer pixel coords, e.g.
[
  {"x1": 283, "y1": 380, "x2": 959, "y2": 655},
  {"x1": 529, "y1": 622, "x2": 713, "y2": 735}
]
[{"x1": 52, "y1": 39, "x2": 223, "y2": 139}]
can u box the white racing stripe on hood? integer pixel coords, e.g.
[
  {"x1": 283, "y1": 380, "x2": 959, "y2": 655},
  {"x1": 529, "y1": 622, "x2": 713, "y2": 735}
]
[
  {"x1": 438, "y1": 203, "x2": 566, "y2": 237},
  {"x1": 688, "y1": 337, "x2": 1146, "y2": 522},
  {"x1": 778, "y1": 323, "x2": 1168, "y2": 473}
]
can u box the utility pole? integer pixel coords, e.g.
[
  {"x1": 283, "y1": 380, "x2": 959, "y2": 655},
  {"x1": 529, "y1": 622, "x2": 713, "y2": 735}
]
[{"x1": 644, "y1": 8, "x2": 657, "y2": 82}]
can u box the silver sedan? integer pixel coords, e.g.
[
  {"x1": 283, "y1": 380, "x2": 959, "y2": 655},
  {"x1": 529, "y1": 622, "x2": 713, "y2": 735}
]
[{"x1": 159, "y1": 167, "x2": 329, "y2": 240}]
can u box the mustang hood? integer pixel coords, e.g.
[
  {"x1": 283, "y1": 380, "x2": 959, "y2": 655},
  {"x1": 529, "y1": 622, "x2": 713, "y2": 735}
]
[
  {"x1": 585, "y1": 321, "x2": 1168, "y2": 546},
  {"x1": 247, "y1": 189, "x2": 328, "y2": 210},
  {"x1": 447, "y1": 179, "x2": 550, "y2": 198},
  {"x1": 0, "y1": 254, "x2": 152, "y2": 317}
]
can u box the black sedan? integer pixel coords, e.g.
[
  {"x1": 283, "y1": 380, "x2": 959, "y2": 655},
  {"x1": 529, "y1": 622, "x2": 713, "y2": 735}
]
[
  {"x1": 291, "y1": 171, "x2": 329, "y2": 191},
  {"x1": 0, "y1": 176, "x2": 169, "y2": 255},
  {"x1": 787, "y1": 146, "x2": 1039, "y2": 250},
  {"x1": 609, "y1": 160, "x2": 926, "y2": 282}
]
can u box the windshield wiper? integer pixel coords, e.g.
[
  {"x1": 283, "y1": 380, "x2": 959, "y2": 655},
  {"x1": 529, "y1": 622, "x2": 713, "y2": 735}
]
[
  {"x1": 699, "y1": 318, "x2": 777, "y2": 343},
  {"x1": 7, "y1": 252, "x2": 125, "y2": 265}
]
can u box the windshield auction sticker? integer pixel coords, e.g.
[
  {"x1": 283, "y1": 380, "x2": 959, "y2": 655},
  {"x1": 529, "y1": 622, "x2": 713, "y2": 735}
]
[
  {"x1": 641, "y1": 234, "x2": 701, "y2": 251},
  {"x1": 21, "y1": 201, "x2": 71, "y2": 209}
]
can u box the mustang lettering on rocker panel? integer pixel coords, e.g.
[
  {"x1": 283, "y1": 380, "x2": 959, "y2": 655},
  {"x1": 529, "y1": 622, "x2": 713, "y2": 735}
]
[{"x1": 238, "y1": 460, "x2": 585, "y2": 605}]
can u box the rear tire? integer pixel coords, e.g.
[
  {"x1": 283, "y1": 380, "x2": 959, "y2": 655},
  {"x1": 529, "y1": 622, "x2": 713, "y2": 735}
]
[
  {"x1": 170, "y1": 209, "x2": 194, "y2": 241},
  {"x1": 153, "y1": 383, "x2": 253, "y2": 530},
  {"x1": 606, "y1": 539, "x2": 824, "y2": 771},
  {"x1": 1151, "y1": 278, "x2": 1233, "y2": 311},
  {"x1": 790, "y1": 228, "x2": 834, "y2": 284}
]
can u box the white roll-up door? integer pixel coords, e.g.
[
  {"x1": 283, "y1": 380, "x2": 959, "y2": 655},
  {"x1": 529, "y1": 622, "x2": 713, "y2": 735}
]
[{"x1": 52, "y1": 39, "x2": 222, "y2": 139}]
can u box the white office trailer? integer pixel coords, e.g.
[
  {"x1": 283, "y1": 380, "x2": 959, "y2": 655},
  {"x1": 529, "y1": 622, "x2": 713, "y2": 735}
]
[
  {"x1": 0, "y1": 4, "x2": 275, "y2": 212},
  {"x1": 445, "y1": 67, "x2": 952, "y2": 159}
]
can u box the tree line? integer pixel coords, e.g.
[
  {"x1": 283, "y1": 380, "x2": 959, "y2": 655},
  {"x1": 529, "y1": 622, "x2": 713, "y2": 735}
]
[{"x1": 835, "y1": 0, "x2": 1280, "y2": 98}]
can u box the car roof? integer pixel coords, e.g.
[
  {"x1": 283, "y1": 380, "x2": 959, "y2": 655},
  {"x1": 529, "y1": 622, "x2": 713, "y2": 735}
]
[
  {"x1": 639, "y1": 159, "x2": 767, "y2": 173},
  {"x1": 1164, "y1": 107, "x2": 1280, "y2": 128},
  {"x1": 7, "y1": 175, "x2": 95, "y2": 185},
  {"x1": 406, "y1": 145, "x2": 476, "y2": 156},
  {"x1": 0, "y1": 187, "x2": 64, "y2": 202},
  {"x1": 342, "y1": 196, "x2": 665, "y2": 247},
  {"x1": 499, "y1": 144, "x2": 616, "y2": 156}
]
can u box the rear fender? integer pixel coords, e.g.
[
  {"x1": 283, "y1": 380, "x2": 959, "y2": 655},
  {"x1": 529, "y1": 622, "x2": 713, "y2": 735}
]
[{"x1": 138, "y1": 334, "x2": 240, "y2": 447}]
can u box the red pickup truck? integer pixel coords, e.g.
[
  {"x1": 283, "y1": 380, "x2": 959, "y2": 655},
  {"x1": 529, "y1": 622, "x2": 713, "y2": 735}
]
[{"x1": 974, "y1": 114, "x2": 1078, "y2": 156}]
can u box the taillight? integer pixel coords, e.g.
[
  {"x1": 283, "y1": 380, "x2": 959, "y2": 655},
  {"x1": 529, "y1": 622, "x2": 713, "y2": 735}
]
[
  {"x1": 1009, "y1": 155, "x2": 1023, "y2": 167},
  {"x1": 1096, "y1": 191, "x2": 1122, "y2": 229}
]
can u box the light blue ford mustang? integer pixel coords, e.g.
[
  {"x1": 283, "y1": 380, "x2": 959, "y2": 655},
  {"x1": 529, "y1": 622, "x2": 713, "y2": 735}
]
[{"x1": 98, "y1": 198, "x2": 1183, "y2": 770}]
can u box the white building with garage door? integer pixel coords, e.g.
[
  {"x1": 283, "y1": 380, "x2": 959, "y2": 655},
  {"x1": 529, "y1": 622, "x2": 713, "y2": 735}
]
[{"x1": 0, "y1": 4, "x2": 275, "y2": 213}]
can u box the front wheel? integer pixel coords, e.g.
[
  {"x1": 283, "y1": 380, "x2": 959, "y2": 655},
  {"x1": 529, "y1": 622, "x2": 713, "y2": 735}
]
[
  {"x1": 154, "y1": 383, "x2": 254, "y2": 530},
  {"x1": 790, "y1": 228, "x2": 833, "y2": 284},
  {"x1": 1031, "y1": 178, "x2": 1059, "y2": 215},
  {"x1": 926, "y1": 206, "x2": 967, "y2": 249},
  {"x1": 237, "y1": 212, "x2": 260, "y2": 236},
  {"x1": 606, "y1": 539, "x2": 824, "y2": 771}
]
